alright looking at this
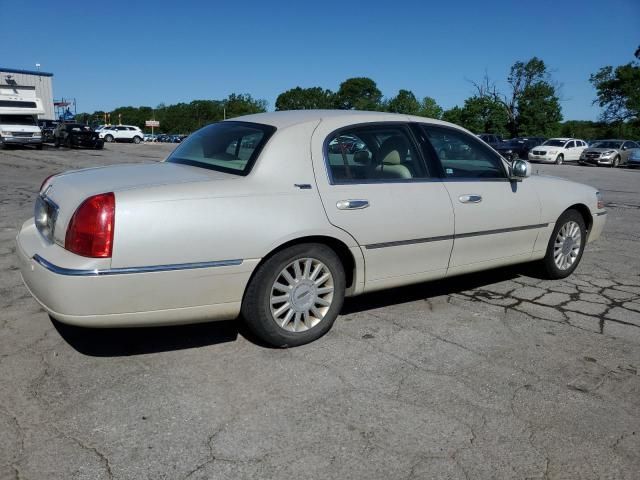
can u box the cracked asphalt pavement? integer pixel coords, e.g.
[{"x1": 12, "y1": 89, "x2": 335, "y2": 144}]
[{"x1": 1, "y1": 144, "x2": 639, "y2": 479}]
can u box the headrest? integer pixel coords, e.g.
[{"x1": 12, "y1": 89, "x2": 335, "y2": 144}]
[
  {"x1": 377, "y1": 136, "x2": 407, "y2": 165},
  {"x1": 353, "y1": 150, "x2": 371, "y2": 164}
]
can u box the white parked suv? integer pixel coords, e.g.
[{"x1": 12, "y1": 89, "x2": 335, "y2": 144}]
[
  {"x1": 528, "y1": 138, "x2": 587, "y2": 165},
  {"x1": 98, "y1": 125, "x2": 144, "y2": 144}
]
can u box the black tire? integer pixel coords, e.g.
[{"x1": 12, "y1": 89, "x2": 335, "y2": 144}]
[
  {"x1": 54, "y1": 137, "x2": 60, "y2": 148},
  {"x1": 539, "y1": 209, "x2": 587, "y2": 279},
  {"x1": 555, "y1": 154, "x2": 564, "y2": 165},
  {"x1": 95, "y1": 142, "x2": 104, "y2": 150},
  {"x1": 64, "y1": 137, "x2": 72, "y2": 148},
  {"x1": 35, "y1": 144, "x2": 43, "y2": 150},
  {"x1": 104, "y1": 134, "x2": 114, "y2": 143},
  {"x1": 612, "y1": 156, "x2": 620, "y2": 168},
  {"x1": 0, "y1": 139, "x2": 6, "y2": 150},
  {"x1": 132, "y1": 136, "x2": 142, "y2": 144},
  {"x1": 241, "y1": 243, "x2": 346, "y2": 347}
]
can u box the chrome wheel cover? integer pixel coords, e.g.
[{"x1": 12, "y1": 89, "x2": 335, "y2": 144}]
[
  {"x1": 554, "y1": 221, "x2": 582, "y2": 270},
  {"x1": 269, "y1": 258, "x2": 334, "y2": 332}
]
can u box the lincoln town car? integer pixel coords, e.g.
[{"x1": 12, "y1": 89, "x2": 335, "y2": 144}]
[{"x1": 17, "y1": 111, "x2": 607, "y2": 346}]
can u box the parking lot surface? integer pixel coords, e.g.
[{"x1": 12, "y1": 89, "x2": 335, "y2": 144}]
[{"x1": 1, "y1": 144, "x2": 639, "y2": 479}]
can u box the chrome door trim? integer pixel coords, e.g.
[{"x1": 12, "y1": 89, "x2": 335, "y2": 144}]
[
  {"x1": 363, "y1": 223, "x2": 549, "y2": 249},
  {"x1": 32, "y1": 254, "x2": 243, "y2": 277}
]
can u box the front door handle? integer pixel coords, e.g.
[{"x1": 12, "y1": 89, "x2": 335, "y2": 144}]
[
  {"x1": 336, "y1": 199, "x2": 369, "y2": 210},
  {"x1": 459, "y1": 194, "x2": 482, "y2": 204}
]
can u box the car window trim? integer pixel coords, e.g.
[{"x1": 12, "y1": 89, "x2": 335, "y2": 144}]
[
  {"x1": 322, "y1": 121, "x2": 432, "y2": 186},
  {"x1": 417, "y1": 123, "x2": 510, "y2": 181}
]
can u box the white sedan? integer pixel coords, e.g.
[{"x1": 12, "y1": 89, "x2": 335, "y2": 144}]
[
  {"x1": 528, "y1": 138, "x2": 588, "y2": 164},
  {"x1": 17, "y1": 111, "x2": 607, "y2": 346}
]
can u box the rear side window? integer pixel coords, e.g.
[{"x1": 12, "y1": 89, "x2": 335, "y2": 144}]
[
  {"x1": 422, "y1": 125, "x2": 506, "y2": 179},
  {"x1": 325, "y1": 124, "x2": 429, "y2": 184},
  {"x1": 167, "y1": 121, "x2": 276, "y2": 176}
]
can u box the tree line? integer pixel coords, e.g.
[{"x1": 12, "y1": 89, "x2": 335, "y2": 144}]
[{"x1": 76, "y1": 50, "x2": 639, "y2": 139}]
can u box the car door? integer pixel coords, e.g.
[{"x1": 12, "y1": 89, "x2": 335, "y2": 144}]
[
  {"x1": 420, "y1": 124, "x2": 542, "y2": 275},
  {"x1": 621, "y1": 141, "x2": 637, "y2": 164},
  {"x1": 564, "y1": 140, "x2": 578, "y2": 161},
  {"x1": 311, "y1": 122, "x2": 454, "y2": 291}
]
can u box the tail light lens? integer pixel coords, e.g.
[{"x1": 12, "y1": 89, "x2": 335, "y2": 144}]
[
  {"x1": 65, "y1": 193, "x2": 115, "y2": 258},
  {"x1": 596, "y1": 191, "x2": 604, "y2": 210}
]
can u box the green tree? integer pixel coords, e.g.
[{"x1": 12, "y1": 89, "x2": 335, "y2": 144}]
[
  {"x1": 442, "y1": 106, "x2": 464, "y2": 126},
  {"x1": 454, "y1": 96, "x2": 508, "y2": 135},
  {"x1": 386, "y1": 89, "x2": 421, "y2": 114},
  {"x1": 590, "y1": 58, "x2": 640, "y2": 126},
  {"x1": 517, "y1": 83, "x2": 562, "y2": 136},
  {"x1": 335, "y1": 77, "x2": 383, "y2": 110},
  {"x1": 224, "y1": 93, "x2": 267, "y2": 118},
  {"x1": 418, "y1": 97, "x2": 443, "y2": 119},
  {"x1": 275, "y1": 87, "x2": 335, "y2": 110}
]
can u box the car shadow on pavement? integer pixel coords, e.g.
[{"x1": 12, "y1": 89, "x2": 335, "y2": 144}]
[
  {"x1": 342, "y1": 263, "x2": 533, "y2": 314},
  {"x1": 51, "y1": 263, "x2": 539, "y2": 356},
  {"x1": 51, "y1": 318, "x2": 242, "y2": 357}
]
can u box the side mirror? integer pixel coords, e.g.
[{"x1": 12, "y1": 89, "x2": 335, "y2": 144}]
[{"x1": 511, "y1": 159, "x2": 531, "y2": 181}]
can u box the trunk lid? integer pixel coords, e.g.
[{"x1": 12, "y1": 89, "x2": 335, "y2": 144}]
[{"x1": 41, "y1": 162, "x2": 235, "y2": 246}]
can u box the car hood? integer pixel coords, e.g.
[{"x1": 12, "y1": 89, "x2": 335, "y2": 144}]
[{"x1": 42, "y1": 162, "x2": 237, "y2": 244}]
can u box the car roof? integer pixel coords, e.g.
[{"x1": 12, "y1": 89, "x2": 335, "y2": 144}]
[{"x1": 229, "y1": 109, "x2": 460, "y2": 131}]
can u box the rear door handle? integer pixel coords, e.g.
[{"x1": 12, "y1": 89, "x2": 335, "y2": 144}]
[
  {"x1": 459, "y1": 194, "x2": 482, "y2": 204},
  {"x1": 336, "y1": 199, "x2": 369, "y2": 210}
]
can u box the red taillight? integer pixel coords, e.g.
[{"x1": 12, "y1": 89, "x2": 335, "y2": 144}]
[
  {"x1": 40, "y1": 174, "x2": 55, "y2": 192},
  {"x1": 65, "y1": 193, "x2": 115, "y2": 258}
]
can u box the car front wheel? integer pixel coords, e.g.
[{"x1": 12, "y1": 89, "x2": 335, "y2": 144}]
[
  {"x1": 241, "y1": 243, "x2": 346, "y2": 347},
  {"x1": 132, "y1": 136, "x2": 142, "y2": 144},
  {"x1": 555, "y1": 154, "x2": 564, "y2": 165},
  {"x1": 104, "y1": 134, "x2": 114, "y2": 143},
  {"x1": 540, "y1": 209, "x2": 586, "y2": 279},
  {"x1": 612, "y1": 156, "x2": 620, "y2": 168}
]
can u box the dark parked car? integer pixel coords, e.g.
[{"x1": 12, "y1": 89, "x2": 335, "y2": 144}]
[
  {"x1": 53, "y1": 123, "x2": 104, "y2": 149},
  {"x1": 495, "y1": 137, "x2": 546, "y2": 161},
  {"x1": 476, "y1": 133, "x2": 504, "y2": 149},
  {"x1": 37, "y1": 119, "x2": 60, "y2": 143}
]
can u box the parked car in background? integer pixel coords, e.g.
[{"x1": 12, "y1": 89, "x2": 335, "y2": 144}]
[
  {"x1": 143, "y1": 134, "x2": 158, "y2": 142},
  {"x1": 53, "y1": 123, "x2": 104, "y2": 149},
  {"x1": 578, "y1": 139, "x2": 639, "y2": 167},
  {"x1": 37, "y1": 119, "x2": 60, "y2": 143},
  {"x1": 476, "y1": 133, "x2": 504, "y2": 149},
  {"x1": 98, "y1": 125, "x2": 144, "y2": 143},
  {"x1": 627, "y1": 147, "x2": 640, "y2": 168},
  {"x1": 495, "y1": 137, "x2": 546, "y2": 161},
  {"x1": 528, "y1": 138, "x2": 587, "y2": 164},
  {"x1": 17, "y1": 110, "x2": 606, "y2": 347}
]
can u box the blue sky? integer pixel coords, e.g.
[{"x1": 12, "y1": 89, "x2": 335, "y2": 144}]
[{"x1": 2, "y1": 0, "x2": 638, "y2": 120}]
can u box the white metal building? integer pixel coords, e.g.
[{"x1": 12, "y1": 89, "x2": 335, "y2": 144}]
[{"x1": 0, "y1": 67, "x2": 54, "y2": 119}]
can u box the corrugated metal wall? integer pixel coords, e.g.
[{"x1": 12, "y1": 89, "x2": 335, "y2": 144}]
[{"x1": 0, "y1": 71, "x2": 54, "y2": 119}]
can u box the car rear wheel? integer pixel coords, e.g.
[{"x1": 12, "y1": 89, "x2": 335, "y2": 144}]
[
  {"x1": 241, "y1": 243, "x2": 345, "y2": 347},
  {"x1": 539, "y1": 209, "x2": 586, "y2": 279},
  {"x1": 132, "y1": 136, "x2": 141, "y2": 144},
  {"x1": 555, "y1": 154, "x2": 564, "y2": 165},
  {"x1": 104, "y1": 134, "x2": 114, "y2": 143}
]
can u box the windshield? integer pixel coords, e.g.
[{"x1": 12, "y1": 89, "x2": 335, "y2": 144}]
[
  {"x1": 542, "y1": 139, "x2": 567, "y2": 147},
  {"x1": 0, "y1": 114, "x2": 36, "y2": 126},
  {"x1": 590, "y1": 140, "x2": 623, "y2": 149},
  {"x1": 166, "y1": 121, "x2": 276, "y2": 175}
]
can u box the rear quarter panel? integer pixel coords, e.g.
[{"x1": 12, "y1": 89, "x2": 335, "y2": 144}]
[{"x1": 111, "y1": 121, "x2": 360, "y2": 269}]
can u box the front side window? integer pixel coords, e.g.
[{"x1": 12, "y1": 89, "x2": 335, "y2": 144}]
[
  {"x1": 167, "y1": 121, "x2": 275, "y2": 176},
  {"x1": 423, "y1": 126, "x2": 506, "y2": 179},
  {"x1": 566, "y1": 141, "x2": 576, "y2": 149},
  {"x1": 325, "y1": 124, "x2": 429, "y2": 183}
]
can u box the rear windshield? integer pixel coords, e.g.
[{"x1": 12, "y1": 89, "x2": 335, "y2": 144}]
[{"x1": 166, "y1": 121, "x2": 276, "y2": 175}]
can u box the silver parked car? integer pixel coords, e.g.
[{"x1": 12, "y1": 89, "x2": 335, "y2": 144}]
[
  {"x1": 579, "y1": 139, "x2": 640, "y2": 167},
  {"x1": 17, "y1": 111, "x2": 607, "y2": 346}
]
